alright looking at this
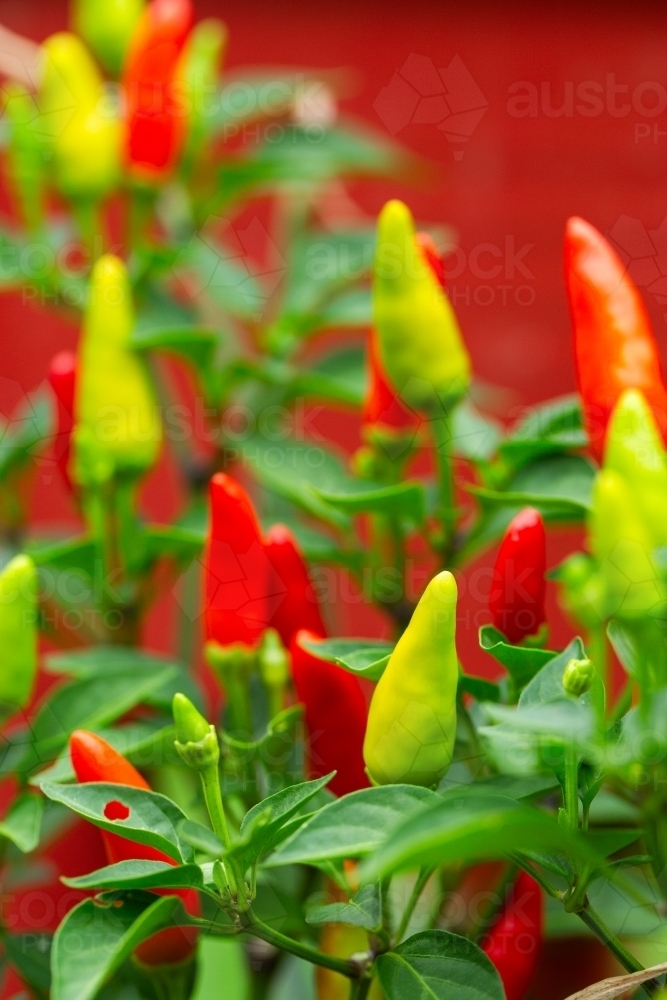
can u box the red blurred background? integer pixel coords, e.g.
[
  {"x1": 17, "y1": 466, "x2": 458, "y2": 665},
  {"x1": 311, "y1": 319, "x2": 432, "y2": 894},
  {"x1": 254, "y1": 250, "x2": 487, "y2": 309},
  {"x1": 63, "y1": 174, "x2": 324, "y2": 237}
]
[{"x1": 0, "y1": 5, "x2": 663, "y2": 987}]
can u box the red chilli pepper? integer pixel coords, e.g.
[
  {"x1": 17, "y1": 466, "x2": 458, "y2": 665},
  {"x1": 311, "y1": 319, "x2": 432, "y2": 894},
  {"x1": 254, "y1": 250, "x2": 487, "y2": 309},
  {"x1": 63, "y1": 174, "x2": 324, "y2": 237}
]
[
  {"x1": 70, "y1": 730, "x2": 198, "y2": 965},
  {"x1": 204, "y1": 472, "x2": 271, "y2": 648},
  {"x1": 122, "y1": 0, "x2": 193, "y2": 182},
  {"x1": 489, "y1": 508, "x2": 546, "y2": 646},
  {"x1": 290, "y1": 630, "x2": 369, "y2": 797},
  {"x1": 47, "y1": 351, "x2": 76, "y2": 492},
  {"x1": 483, "y1": 872, "x2": 542, "y2": 1000},
  {"x1": 264, "y1": 523, "x2": 326, "y2": 646},
  {"x1": 565, "y1": 215, "x2": 667, "y2": 463},
  {"x1": 362, "y1": 330, "x2": 422, "y2": 434}
]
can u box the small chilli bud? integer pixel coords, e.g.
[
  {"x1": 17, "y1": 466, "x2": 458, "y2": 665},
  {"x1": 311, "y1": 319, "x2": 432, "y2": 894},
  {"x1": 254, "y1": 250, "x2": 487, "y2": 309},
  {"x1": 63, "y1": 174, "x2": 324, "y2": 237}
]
[
  {"x1": 172, "y1": 692, "x2": 220, "y2": 769},
  {"x1": 562, "y1": 658, "x2": 594, "y2": 697},
  {"x1": 258, "y1": 628, "x2": 289, "y2": 690}
]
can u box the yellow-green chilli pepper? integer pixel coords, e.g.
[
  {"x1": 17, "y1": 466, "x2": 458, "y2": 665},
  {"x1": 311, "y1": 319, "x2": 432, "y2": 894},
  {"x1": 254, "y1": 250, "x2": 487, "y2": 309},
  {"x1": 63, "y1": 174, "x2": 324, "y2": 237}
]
[
  {"x1": 589, "y1": 468, "x2": 665, "y2": 620},
  {"x1": 0, "y1": 554, "x2": 38, "y2": 713},
  {"x1": 73, "y1": 254, "x2": 161, "y2": 484},
  {"x1": 40, "y1": 33, "x2": 123, "y2": 202},
  {"x1": 363, "y1": 569, "x2": 459, "y2": 787},
  {"x1": 603, "y1": 387, "x2": 667, "y2": 550},
  {"x1": 71, "y1": 0, "x2": 145, "y2": 78},
  {"x1": 372, "y1": 199, "x2": 471, "y2": 414}
]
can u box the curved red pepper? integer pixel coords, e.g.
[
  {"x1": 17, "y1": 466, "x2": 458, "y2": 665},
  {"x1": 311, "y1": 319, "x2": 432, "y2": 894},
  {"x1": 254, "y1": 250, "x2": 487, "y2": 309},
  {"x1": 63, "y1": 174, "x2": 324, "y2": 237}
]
[
  {"x1": 483, "y1": 871, "x2": 542, "y2": 1000},
  {"x1": 565, "y1": 215, "x2": 667, "y2": 462},
  {"x1": 47, "y1": 351, "x2": 76, "y2": 492},
  {"x1": 264, "y1": 524, "x2": 326, "y2": 646},
  {"x1": 290, "y1": 630, "x2": 369, "y2": 797},
  {"x1": 69, "y1": 730, "x2": 198, "y2": 965},
  {"x1": 489, "y1": 508, "x2": 546, "y2": 646},
  {"x1": 362, "y1": 330, "x2": 422, "y2": 433},
  {"x1": 122, "y1": 0, "x2": 193, "y2": 181},
  {"x1": 204, "y1": 472, "x2": 271, "y2": 647}
]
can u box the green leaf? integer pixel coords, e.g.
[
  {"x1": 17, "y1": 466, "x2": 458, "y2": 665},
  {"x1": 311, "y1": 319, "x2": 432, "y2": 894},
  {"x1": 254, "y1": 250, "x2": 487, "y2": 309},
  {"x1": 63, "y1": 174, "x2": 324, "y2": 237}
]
[
  {"x1": 458, "y1": 673, "x2": 501, "y2": 703},
  {"x1": 306, "y1": 346, "x2": 367, "y2": 404},
  {"x1": 500, "y1": 394, "x2": 587, "y2": 466},
  {"x1": 5, "y1": 934, "x2": 51, "y2": 998},
  {"x1": 376, "y1": 929, "x2": 504, "y2": 1000},
  {"x1": 143, "y1": 526, "x2": 204, "y2": 572},
  {"x1": 306, "y1": 883, "x2": 380, "y2": 930},
  {"x1": 178, "y1": 820, "x2": 224, "y2": 857},
  {"x1": 279, "y1": 229, "x2": 375, "y2": 318},
  {"x1": 519, "y1": 637, "x2": 587, "y2": 707},
  {"x1": 215, "y1": 125, "x2": 406, "y2": 207},
  {"x1": 469, "y1": 454, "x2": 595, "y2": 516},
  {"x1": 175, "y1": 223, "x2": 272, "y2": 321},
  {"x1": 29, "y1": 535, "x2": 96, "y2": 576},
  {"x1": 266, "y1": 786, "x2": 437, "y2": 867},
  {"x1": 360, "y1": 789, "x2": 583, "y2": 882},
  {"x1": 131, "y1": 317, "x2": 220, "y2": 404},
  {"x1": 44, "y1": 646, "x2": 202, "y2": 713},
  {"x1": 41, "y1": 782, "x2": 194, "y2": 863},
  {"x1": 51, "y1": 892, "x2": 180, "y2": 1000},
  {"x1": 30, "y1": 720, "x2": 178, "y2": 787},
  {"x1": 467, "y1": 773, "x2": 560, "y2": 802},
  {"x1": 451, "y1": 399, "x2": 503, "y2": 462},
  {"x1": 607, "y1": 619, "x2": 637, "y2": 677},
  {"x1": 584, "y1": 828, "x2": 641, "y2": 859},
  {"x1": 0, "y1": 793, "x2": 43, "y2": 852},
  {"x1": 62, "y1": 860, "x2": 207, "y2": 892},
  {"x1": 231, "y1": 774, "x2": 334, "y2": 868},
  {"x1": 241, "y1": 436, "x2": 351, "y2": 529},
  {"x1": 0, "y1": 385, "x2": 54, "y2": 481},
  {"x1": 314, "y1": 480, "x2": 425, "y2": 524},
  {"x1": 3, "y1": 671, "x2": 176, "y2": 776},
  {"x1": 298, "y1": 636, "x2": 394, "y2": 682},
  {"x1": 479, "y1": 624, "x2": 556, "y2": 691}
]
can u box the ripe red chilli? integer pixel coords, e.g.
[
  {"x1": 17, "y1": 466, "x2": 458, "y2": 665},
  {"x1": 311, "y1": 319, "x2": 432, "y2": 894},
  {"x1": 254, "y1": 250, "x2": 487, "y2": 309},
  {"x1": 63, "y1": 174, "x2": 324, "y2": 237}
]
[
  {"x1": 69, "y1": 730, "x2": 199, "y2": 965},
  {"x1": 204, "y1": 472, "x2": 271, "y2": 648},
  {"x1": 483, "y1": 871, "x2": 542, "y2": 1000},
  {"x1": 264, "y1": 523, "x2": 326, "y2": 646},
  {"x1": 290, "y1": 630, "x2": 369, "y2": 797},
  {"x1": 565, "y1": 215, "x2": 667, "y2": 463},
  {"x1": 489, "y1": 507, "x2": 546, "y2": 646},
  {"x1": 122, "y1": 0, "x2": 194, "y2": 181},
  {"x1": 48, "y1": 351, "x2": 77, "y2": 491}
]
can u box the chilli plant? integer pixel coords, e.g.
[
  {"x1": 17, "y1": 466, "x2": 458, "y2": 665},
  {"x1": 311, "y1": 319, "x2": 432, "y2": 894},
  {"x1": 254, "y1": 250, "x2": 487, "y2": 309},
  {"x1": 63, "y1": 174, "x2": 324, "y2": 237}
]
[{"x1": 0, "y1": 3, "x2": 666, "y2": 1000}]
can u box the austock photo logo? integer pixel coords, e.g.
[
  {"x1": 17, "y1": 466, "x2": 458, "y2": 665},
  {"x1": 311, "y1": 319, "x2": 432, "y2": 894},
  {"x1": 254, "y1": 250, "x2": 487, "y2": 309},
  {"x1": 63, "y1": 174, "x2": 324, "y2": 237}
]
[{"x1": 374, "y1": 54, "x2": 489, "y2": 159}]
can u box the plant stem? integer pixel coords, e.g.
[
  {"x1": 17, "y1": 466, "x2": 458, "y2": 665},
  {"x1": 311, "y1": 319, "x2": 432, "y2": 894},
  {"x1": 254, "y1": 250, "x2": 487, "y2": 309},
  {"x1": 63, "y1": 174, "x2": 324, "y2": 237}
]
[
  {"x1": 200, "y1": 763, "x2": 246, "y2": 907},
  {"x1": 430, "y1": 413, "x2": 455, "y2": 555},
  {"x1": 201, "y1": 765, "x2": 231, "y2": 851},
  {"x1": 577, "y1": 902, "x2": 661, "y2": 995},
  {"x1": 246, "y1": 913, "x2": 356, "y2": 978},
  {"x1": 588, "y1": 623, "x2": 608, "y2": 718},
  {"x1": 563, "y1": 744, "x2": 580, "y2": 831},
  {"x1": 349, "y1": 979, "x2": 372, "y2": 1000},
  {"x1": 507, "y1": 853, "x2": 562, "y2": 900},
  {"x1": 393, "y1": 868, "x2": 432, "y2": 945}
]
